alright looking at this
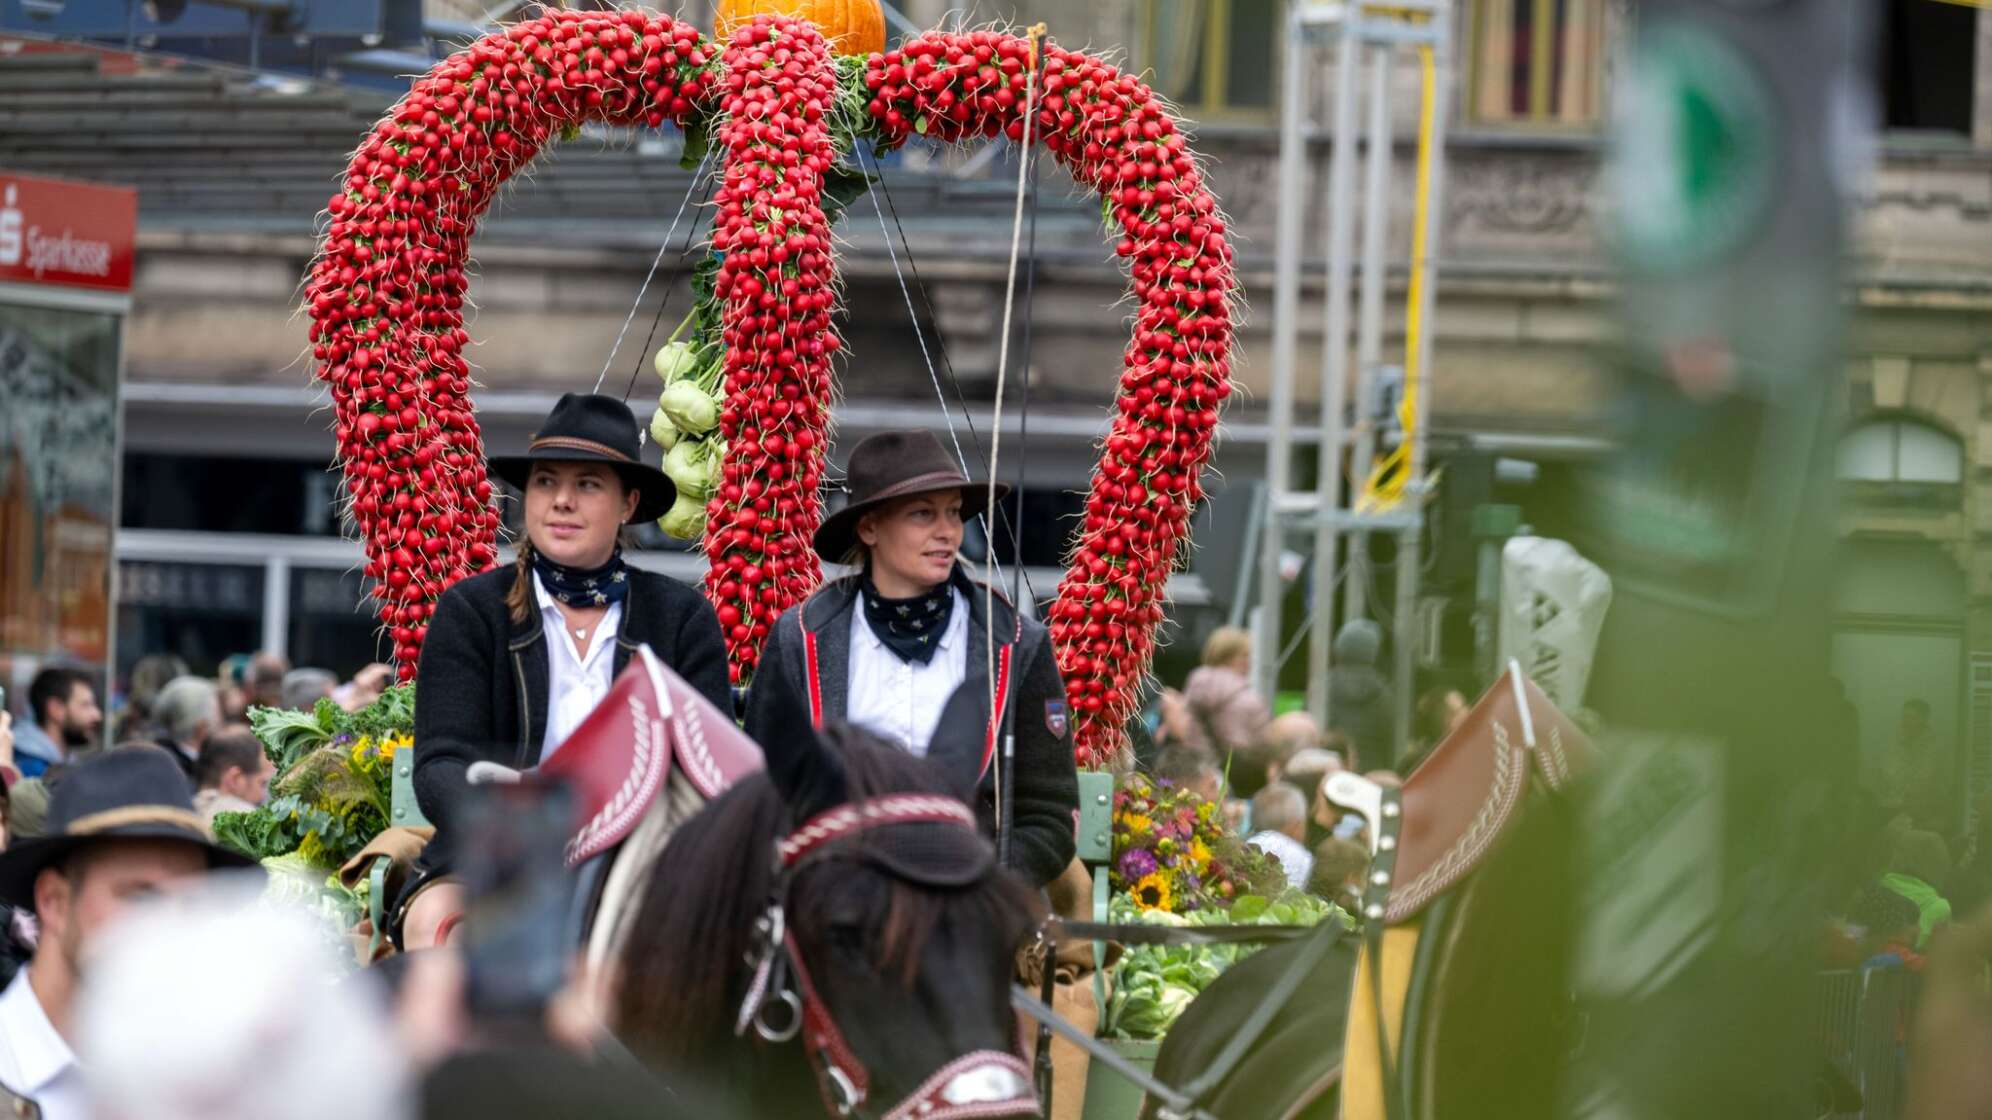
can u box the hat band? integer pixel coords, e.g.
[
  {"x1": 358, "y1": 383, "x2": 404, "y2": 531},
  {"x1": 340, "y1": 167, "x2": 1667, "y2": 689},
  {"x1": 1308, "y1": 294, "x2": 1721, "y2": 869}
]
[
  {"x1": 529, "y1": 436, "x2": 634, "y2": 464},
  {"x1": 852, "y1": 470, "x2": 974, "y2": 508},
  {"x1": 65, "y1": 805, "x2": 212, "y2": 841}
]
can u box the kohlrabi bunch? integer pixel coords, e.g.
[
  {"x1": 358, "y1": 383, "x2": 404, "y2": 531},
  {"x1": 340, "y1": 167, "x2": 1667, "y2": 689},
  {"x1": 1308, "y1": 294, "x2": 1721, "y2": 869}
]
[{"x1": 649, "y1": 301, "x2": 725, "y2": 540}]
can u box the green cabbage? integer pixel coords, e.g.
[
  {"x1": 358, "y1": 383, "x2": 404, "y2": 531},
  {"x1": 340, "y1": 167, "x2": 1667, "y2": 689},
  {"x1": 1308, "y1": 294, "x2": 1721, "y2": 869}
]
[
  {"x1": 664, "y1": 437, "x2": 720, "y2": 499},
  {"x1": 659, "y1": 380, "x2": 720, "y2": 437},
  {"x1": 653, "y1": 340, "x2": 700, "y2": 384},
  {"x1": 657, "y1": 493, "x2": 708, "y2": 541},
  {"x1": 649, "y1": 407, "x2": 681, "y2": 452}
]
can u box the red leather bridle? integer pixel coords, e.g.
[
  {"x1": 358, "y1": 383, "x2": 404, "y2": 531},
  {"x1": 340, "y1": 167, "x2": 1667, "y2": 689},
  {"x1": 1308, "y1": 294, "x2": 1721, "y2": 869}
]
[{"x1": 735, "y1": 794, "x2": 1039, "y2": 1119}]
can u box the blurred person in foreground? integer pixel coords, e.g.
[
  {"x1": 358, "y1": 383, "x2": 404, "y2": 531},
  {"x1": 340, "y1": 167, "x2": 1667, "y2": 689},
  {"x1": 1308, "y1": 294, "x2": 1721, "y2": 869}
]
[
  {"x1": 1246, "y1": 783, "x2": 1313, "y2": 891},
  {"x1": 192, "y1": 728, "x2": 274, "y2": 824},
  {"x1": 1906, "y1": 902, "x2": 1992, "y2": 1120},
  {"x1": 78, "y1": 880, "x2": 408, "y2": 1120},
  {"x1": 215, "y1": 655, "x2": 253, "y2": 725},
  {"x1": 1155, "y1": 744, "x2": 1224, "y2": 807},
  {"x1": 0, "y1": 749, "x2": 258, "y2": 1119},
  {"x1": 1327, "y1": 619, "x2": 1393, "y2": 772},
  {"x1": 244, "y1": 652, "x2": 290, "y2": 711},
  {"x1": 112, "y1": 655, "x2": 188, "y2": 745},
  {"x1": 14, "y1": 670, "x2": 102, "y2": 780},
  {"x1": 280, "y1": 669, "x2": 338, "y2": 714},
  {"x1": 1282, "y1": 742, "x2": 1347, "y2": 846},
  {"x1": 1308, "y1": 836, "x2": 1369, "y2": 912},
  {"x1": 1881, "y1": 828, "x2": 1953, "y2": 951},
  {"x1": 1178, "y1": 627, "x2": 1271, "y2": 763},
  {"x1": 149, "y1": 677, "x2": 221, "y2": 782},
  {"x1": 335, "y1": 663, "x2": 394, "y2": 713}
]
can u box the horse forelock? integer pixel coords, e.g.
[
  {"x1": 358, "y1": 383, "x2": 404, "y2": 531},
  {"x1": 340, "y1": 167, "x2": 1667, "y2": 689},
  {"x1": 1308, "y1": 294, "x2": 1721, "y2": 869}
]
[{"x1": 614, "y1": 733, "x2": 1037, "y2": 1087}]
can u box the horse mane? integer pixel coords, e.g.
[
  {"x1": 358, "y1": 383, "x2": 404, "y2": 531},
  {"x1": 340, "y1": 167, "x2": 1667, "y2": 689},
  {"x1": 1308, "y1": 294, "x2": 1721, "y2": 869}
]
[{"x1": 612, "y1": 725, "x2": 1037, "y2": 1074}]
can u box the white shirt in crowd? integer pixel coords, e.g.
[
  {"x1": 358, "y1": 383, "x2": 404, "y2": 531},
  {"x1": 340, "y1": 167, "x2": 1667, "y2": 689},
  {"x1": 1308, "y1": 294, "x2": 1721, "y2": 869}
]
[
  {"x1": 846, "y1": 586, "x2": 969, "y2": 756},
  {"x1": 536, "y1": 572, "x2": 624, "y2": 763},
  {"x1": 1248, "y1": 830, "x2": 1316, "y2": 892},
  {"x1": 0, "y1": 970, "x2": 86, "y2": 1120}
]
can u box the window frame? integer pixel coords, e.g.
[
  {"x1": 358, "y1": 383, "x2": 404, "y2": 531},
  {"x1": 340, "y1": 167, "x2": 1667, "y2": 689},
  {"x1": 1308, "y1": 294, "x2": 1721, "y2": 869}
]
[
  {"x1": 1138, "y1": 0, "x2": 1285, "y2": 124},
  {"x1": 1461, "y1": 0, "x2": 1611, "y2": 135}
]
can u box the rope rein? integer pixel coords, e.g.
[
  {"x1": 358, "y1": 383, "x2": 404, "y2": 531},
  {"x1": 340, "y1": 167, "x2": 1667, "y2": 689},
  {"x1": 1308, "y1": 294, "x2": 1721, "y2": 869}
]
[
  {"x1": 598, "y1": 149, "x2": 716, "y2": 397},
  {"x1": 987, "y1": 25, "x2": 1047, "y2": 844}
]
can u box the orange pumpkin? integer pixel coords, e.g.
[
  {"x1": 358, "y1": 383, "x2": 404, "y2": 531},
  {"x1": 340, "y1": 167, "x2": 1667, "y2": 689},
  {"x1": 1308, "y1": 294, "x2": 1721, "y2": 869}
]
[{"x1": 714, "y1": 0, "x2": 886, "y2": 57}]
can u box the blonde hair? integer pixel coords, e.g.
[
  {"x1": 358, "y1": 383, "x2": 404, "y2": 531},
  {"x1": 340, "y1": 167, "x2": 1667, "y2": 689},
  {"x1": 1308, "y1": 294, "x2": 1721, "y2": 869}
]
[{"x1": 1201, "y1": 626, "x2": 1253, "y2": 669}]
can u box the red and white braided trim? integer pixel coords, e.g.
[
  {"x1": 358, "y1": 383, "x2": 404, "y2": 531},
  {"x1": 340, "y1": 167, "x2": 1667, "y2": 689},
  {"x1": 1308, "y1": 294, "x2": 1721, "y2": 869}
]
[{"x1": 778, "y1": 795, "x2": 977, "y2": 868}]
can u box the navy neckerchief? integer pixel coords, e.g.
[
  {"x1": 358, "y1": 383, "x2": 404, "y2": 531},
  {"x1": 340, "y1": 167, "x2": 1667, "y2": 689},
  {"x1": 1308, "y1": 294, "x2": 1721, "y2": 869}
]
[
  {"x1": 860, "y1": 572, "x2": 954, "y2": 665},
  {"x1": 533, "y1": 546, "x2": 630, "y2": 609}
]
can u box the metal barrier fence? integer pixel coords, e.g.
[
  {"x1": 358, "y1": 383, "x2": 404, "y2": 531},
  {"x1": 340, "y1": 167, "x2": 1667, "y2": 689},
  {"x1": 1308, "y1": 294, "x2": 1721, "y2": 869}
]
[{"x1": 1818, "y1": 968, "x2": 1917, "y2": 1120}]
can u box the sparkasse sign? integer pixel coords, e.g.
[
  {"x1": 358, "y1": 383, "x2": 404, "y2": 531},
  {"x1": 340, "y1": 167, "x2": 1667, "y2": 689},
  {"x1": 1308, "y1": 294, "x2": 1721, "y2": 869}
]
[{"x1": 0, "y1": 172, "x2": 136, "y2": 293}]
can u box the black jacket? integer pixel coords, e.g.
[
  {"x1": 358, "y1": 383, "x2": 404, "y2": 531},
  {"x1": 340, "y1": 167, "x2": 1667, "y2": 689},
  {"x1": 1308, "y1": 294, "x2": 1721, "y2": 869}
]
[
  {"x1": 744, "y1": 570, "x2": 1079, "y2": 888},
  {"x1": 410, "y1": 564, "x2": 730, "y2": 877}
]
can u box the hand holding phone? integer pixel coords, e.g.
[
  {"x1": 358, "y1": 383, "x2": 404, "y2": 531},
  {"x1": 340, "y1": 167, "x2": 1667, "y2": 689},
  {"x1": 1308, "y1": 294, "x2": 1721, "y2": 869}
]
[{"x1": 457, "y1": 781, "x2": 579, "y2": 1021}]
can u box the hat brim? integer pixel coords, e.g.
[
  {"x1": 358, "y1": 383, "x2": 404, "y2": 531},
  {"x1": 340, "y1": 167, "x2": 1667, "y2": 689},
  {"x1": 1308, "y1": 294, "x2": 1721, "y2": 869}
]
[
  {"x1": 0, "y1": 824, "x2": 262, "y2": 911},
  {"x1": 812, "y1": 478, "x2": 1012, "y2": 563},
  {"x1": 489, "y1": 453, "x2": 678, "y2": 525}
]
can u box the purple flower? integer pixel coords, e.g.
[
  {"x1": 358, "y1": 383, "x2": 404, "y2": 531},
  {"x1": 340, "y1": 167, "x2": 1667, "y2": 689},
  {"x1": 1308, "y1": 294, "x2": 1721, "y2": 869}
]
[{"x1": 1118, "y1": 849, "x2": 1159, "y2": 881}]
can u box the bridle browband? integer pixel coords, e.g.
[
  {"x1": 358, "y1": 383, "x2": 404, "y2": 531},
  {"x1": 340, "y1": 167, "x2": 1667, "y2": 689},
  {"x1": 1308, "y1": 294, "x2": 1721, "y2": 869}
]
[{"x1": 737, "y1": 793, "x2": 1039, "y2": 1120}]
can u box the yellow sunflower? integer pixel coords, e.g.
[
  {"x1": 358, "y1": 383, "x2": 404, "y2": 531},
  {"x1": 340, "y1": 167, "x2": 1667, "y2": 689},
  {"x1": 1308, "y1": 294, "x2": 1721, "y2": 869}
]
[
  {"x1": 1132, "y1": 871, "x2": 1174, "y2": 912},
  {"x1": 380, "y1": 732, "x2": 413, "y2": 759},
  {"x1": 1190, "y1": 838, "x2": 1213, "y2": 870},
  {"x1": 1120, "y1": 812, "x2": 1154, "y2": 837}
]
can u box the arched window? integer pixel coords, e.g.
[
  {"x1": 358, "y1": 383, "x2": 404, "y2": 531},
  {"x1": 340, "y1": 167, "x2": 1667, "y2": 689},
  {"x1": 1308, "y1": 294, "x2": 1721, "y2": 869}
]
[{"x1": 1838, "y1": 417, "x2": 1963, "y2": 485}]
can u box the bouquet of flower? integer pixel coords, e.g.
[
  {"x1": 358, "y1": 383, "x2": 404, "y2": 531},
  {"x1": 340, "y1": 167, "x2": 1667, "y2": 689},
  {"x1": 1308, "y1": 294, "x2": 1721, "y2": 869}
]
[
  {"x1": 1109, "y1": 771, "x2": 1285, "y2": 914},
  {"x1": 213, "y1": 685, "x2": 415, "y2": 876}
]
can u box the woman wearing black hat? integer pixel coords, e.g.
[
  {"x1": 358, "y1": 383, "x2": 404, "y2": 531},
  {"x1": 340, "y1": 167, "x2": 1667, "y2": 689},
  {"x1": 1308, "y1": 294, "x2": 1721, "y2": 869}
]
[
  {"x1": 744, "y1": 430, "x2": 1078, "y2": 888},
  {"x1": 397, "y1": 393, "x2": 729, "y2": 948}
]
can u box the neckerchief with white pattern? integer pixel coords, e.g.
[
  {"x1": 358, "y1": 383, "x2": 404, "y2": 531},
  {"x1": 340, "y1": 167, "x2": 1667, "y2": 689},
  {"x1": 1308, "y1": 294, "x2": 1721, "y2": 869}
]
[
  {"x1": 859, "y1": 573, "x2": 952, "y2": 665},
  {"x1": 533, "y1": 545, "x2": 630, "y2": 609}
]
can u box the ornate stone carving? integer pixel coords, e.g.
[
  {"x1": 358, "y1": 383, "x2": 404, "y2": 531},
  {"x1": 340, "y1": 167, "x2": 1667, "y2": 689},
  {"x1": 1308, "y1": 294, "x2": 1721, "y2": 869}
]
[{"x1": 1447, "y1": 153, "x2": 1601, "y2": 238}]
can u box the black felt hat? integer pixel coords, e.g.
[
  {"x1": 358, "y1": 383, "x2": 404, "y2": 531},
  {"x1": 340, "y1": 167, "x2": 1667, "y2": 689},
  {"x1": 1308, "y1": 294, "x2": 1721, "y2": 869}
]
[
  {"x1": 0, "y1": 748, "x2": 261, "y2": 910},
  {"x1": 489, "y1": 393, "x2": 678, "y2": 524},
  {"x1": 812, "y1": 430, "x2": 1009, "y2": 562}
]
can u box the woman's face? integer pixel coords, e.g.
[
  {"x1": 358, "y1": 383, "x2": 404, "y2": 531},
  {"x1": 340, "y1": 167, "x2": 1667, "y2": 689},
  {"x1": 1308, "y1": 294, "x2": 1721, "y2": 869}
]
[
  {"x1": 525, "y1": 461, "x2": 636, "y2": 571},
  {"x1": 857, "y1": 489, "x2": 964, "y2": 596}
]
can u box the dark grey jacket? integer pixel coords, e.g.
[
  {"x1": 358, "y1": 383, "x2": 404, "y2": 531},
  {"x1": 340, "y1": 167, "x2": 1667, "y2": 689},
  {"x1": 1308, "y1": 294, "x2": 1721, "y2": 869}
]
[
  {"x1": 744, "y1": 570, "x2": 1079, "y2": 888},
  {"x1": 409, "y1": 564, "x2": 730, "y2": 878}
]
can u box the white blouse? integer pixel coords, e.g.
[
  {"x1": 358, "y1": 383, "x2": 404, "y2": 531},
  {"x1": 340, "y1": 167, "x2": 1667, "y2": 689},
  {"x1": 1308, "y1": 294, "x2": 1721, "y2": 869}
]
[
  {"x1": 845, "y1": 586, "x2": 969, "y2": 755},
  {"x1": 535, "y1": 572, "x2": 623, "y2": 763}
]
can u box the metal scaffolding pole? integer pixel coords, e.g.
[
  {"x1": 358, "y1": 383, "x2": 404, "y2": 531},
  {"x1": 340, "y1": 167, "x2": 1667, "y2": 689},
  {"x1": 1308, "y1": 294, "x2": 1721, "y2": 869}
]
[
  {"x1": 1344, "y1": 45, "x2": 1395, "y2": 626},
  {"x1": 1392, "y1": 16, "x2": 1453, "y2": 751},
  {"x1": 1257, "y1": 1, "x2": 1450, "y2": 744},
  {"x1": 1304, "y1": 10, "x2": 1366, "y2": 724},
  {"x1": 1255, "y1": 5, "x2": 1313, "y2": 704}
]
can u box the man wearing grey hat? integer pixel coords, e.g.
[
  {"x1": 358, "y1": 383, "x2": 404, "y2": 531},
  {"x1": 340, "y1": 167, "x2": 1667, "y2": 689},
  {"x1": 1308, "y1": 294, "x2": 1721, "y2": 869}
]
[{"x1": 0, "y1": 748, "x2": 259, "y2": 1119}]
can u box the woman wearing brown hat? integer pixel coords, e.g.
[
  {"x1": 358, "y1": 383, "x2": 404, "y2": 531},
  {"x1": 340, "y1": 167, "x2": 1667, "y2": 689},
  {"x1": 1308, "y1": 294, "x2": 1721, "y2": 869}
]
[
  {"x1": 744, "y1": 430, "x2": 1078, "y2": 888},
  {"x1": 396, "y1": 393, "x2": 730, "y2": 948}
]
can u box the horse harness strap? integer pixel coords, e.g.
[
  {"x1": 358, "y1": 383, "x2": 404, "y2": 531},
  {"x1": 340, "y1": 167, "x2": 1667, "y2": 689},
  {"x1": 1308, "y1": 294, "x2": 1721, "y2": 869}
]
[
  {"x1": 739, "y1": 793, "x2": 1035, "y2": 1120},
  {"x1": 1361, "y1": 785, "x2": 1408, "y2": 1120}
]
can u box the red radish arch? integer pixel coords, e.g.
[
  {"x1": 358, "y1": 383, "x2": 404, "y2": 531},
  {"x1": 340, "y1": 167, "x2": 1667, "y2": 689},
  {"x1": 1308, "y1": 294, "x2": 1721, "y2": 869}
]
[{"x1": 306, "y1": 11, "x2": 1236, "y2": 767}]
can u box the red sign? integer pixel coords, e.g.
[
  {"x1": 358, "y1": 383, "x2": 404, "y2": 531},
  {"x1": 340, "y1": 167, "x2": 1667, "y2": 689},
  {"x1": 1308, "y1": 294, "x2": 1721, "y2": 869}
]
[{"x1": 0, "y1": 172, "x2": 136, "y2": 293}]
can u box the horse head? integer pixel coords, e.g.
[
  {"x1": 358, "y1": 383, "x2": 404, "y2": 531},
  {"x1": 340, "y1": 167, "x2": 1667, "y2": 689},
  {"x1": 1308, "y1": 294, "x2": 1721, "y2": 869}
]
[{"x1": 615, "y1": 684, "x2": 1041, "y2": 1118}]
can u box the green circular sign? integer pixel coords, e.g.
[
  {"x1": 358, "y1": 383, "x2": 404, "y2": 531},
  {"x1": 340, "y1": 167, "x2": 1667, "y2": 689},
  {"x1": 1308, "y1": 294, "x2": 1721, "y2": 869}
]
[{"x1": 1611, "y1": 22, "x2": 1778, "y2": 272}]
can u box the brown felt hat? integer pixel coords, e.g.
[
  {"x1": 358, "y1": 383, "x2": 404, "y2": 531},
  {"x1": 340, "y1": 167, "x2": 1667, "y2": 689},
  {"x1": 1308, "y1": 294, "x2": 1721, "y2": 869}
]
[
  {"x1": 811, "y1": 430, "x2": 1009, "y2": 563},
  {"x1": 0, "y1": 748, "x2": 260, "y2": 910}
]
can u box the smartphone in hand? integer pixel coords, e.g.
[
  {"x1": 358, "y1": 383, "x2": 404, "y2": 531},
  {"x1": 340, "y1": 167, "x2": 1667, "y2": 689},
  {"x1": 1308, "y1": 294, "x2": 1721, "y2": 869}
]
[{"x1": 457, "y1": 781, "x2": 578, "y2": 1021}]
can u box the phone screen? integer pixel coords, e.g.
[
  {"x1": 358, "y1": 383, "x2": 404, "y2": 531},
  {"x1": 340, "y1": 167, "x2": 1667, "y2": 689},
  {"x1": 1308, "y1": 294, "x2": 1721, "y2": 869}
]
[{"x1": 458, "y1": 781, "x2": 578, "y2": 1019}]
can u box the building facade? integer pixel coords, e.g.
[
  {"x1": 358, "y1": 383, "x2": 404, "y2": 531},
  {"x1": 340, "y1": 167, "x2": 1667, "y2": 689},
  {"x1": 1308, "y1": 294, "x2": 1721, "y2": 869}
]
[{"x1": 6, "y1": 1, "x2": 1992, "y2": 783}]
